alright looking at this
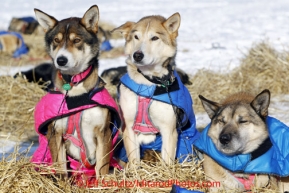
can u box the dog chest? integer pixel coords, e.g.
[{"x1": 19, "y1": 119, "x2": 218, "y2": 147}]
[
  {"x1": 119, "y1": 84, "x2": 175, "y2": 134},
  {"x1": 53, "y1": 107, "x2": 108, "y2": 162}
]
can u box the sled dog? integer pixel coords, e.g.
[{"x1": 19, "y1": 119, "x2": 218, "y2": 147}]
[
  {"x1": 195, "y1": 90, "x2": 289, "y2": 192},
  {"x1": 112, "y1": 13, "x2": 199, "y2": 166},
  {"x1": 33, "y1": 5, "x2": 121, "y2": 178}
]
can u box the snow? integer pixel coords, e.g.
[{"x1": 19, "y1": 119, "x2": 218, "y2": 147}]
[{"x1": 1, "y1": 0, "x2": 289, "y2": 156}]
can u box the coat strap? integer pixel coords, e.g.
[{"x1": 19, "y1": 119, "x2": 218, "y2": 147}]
[{"x1": 63, "y1": 111, "x2": 95, "y2": 168}]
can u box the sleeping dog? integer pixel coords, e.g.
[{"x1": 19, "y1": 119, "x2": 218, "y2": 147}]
[{"x1": 194, "y1": 90, "x2": 289, "y2": 192}]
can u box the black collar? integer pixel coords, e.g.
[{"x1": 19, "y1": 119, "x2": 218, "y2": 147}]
[
  {"x1": 251, "y1": 137, "x2": 272, "y2": 160},
  {"x1": 61, "y1": 74, "x2": 73, "y2": 84},
  {"x1": 137, "y1": 65, "x2": 175, "y2": 86},
  {"x1": 137, "y1": 66, "x2": 180, "y2": 95}
]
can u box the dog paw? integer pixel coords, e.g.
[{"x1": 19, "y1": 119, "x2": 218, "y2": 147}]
[{"x1": 222, "y1": 179, "x2": 245, "y2": 191}]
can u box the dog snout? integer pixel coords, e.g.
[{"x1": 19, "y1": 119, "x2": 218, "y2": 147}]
[
  {"x1": 57, "y1": 56, "x2": 68, "y2": 66},
  {"x1": 133, "y1": 51, "x2": 144, "y2": 62},
  {"x1": 219, "y1": 133, "x2": 232, "y2": 145}
]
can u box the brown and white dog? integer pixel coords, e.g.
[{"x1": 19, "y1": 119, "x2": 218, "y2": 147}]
[
  {"x1": 112, "y1": 13, "x2": 184, "y2": 165},
  {"x1": 33, "y1": 5, "x2": 118, "y2": 178},
  {"x1": 195, "y1": 90, "x2": 289, "y2": 192}
]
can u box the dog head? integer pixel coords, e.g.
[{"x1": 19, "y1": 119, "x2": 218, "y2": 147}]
[
  {"x1": 34, "y1": 5, "x2": 100, "y2": 75},
  {"x1": 199, "y1": 89, "x2": 270, "y2": 155},
  {"x1": 112, "y1": 13, "x2": 180, "y2": 75}
]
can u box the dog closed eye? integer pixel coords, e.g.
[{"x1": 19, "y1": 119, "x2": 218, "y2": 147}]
[
  {"x1": 218, "y1": 119, "x2": 225, "y2": 124},
  {"x1": 239, "y1": 120, "x2": 248, "y2": 124},
  {"x1": 215, "y1": 117, "x2": 225, "y2": 124}
]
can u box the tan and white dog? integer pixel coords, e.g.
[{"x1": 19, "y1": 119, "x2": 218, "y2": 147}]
[
  {"x1": 195, "y1": 90, "x2": 289, "y2": 192},
  {"x1": 33, "y1": 5, "x2": 120, "y2": 178},
  {"x1": 0, "y1": 34, "x2": 22, "y2": 55},
  {"x1": 112, "y1": 13, "x2": 190, "y2": 165}
]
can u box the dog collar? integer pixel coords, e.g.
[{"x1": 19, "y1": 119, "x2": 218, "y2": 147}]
[
  {"x1": 250, "y1": 137, "x2": 272, "y2": 160},
  {"x1": 58, "y1": 65, "x2": 94, "y2": 90},
  {"x1": 137, "y1": 68, "x2": 180, "y2": 96},
  {"x1": 137, "y1": 67, "x2": 175, "y2": 87}
]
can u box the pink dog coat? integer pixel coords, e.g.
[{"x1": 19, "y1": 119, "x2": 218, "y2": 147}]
[
  {"x1": 232, "y1": 174, "x2": 255, "y2": 191},
  {"x1": 31, "y1": 85, "x2": 122, "y2": 177}
]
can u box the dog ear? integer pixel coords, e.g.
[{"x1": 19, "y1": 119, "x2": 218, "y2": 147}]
[
  {"x1": 199, "y1": 95, "x2": 220, "y2": 119},
  {"x1": 34, "y1": 9, "x2": 58, "y2": 32},
  {"x1": 81, "y1": 5, "x2": 99, "y2": 33},
  {"x1": 163, "y1": 12, "x2": 181, "y2": 34},
  {"x1": 111, "y1": 22, "x2": 135, "y2": 39},
  {"x1": 251, "y1": 89, "x2": 270, "y2": 117}
]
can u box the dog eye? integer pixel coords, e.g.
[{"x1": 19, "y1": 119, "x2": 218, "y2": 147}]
[
  {"x1": 218, "y1": 120, "x2": 224, "y2": 124},
  {"x1": 239, "y1": 120, "x2": 248, "y2": 124},
  {"x1": 134, "y1": 35, "x2": 139, "y2": 40},
  {"x1": 151, "y1": 36, "x2": 159, "y2": 41},
  {"x1": 54, "y1": 38, "x2": 60, "y2": 43},
  {"x1": 217, "y1": 119, "x2": 225, "y2": 124},
  {"x1": 73, "y1": 38, "x2": 81, "y2": 43}
]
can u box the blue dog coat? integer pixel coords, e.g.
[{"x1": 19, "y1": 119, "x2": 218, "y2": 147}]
[
  {"x1": 194, "y1": 116, "x2": 289, "y2": 177},
  {"x1": 171, "y1": 184, "x2": 203, "y2": 193},
  {"x1": 117, "y1": 70, "x2": 200, "y2": 162},
  {"x1": 0, "y1": 31, "x2": 28, "y2": 58}
]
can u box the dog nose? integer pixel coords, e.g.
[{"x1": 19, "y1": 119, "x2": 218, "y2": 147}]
[
  {"x1": 219, "y1": 133, "x2": 231, "y2": 145},
  {"x1": 57, "y1": 56, "x2": 68, "y2": 66},
  {"x1": 133, "y1": 51, "x2": 144, "y2": 62}
]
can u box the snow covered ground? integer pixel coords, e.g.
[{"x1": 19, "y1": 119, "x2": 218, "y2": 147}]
[{"x1": 1, "y1": 0, "x2": 289, "y2": 156}]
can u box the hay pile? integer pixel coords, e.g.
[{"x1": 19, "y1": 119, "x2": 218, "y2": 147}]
[
  {"x1": 0, "y1": 148, "x2": 277, "y2": 193},
  {"x1": 0, "y1": 76, "x2": 45, "y2": 141},
  {"x1": 0, "y1": 148, "x2": 206, "y2": 193},
  {"x1": 188, "y1": 42, "x2": 289, "y2": 113},
  {"x1": 0, "y1": 147, "x2": 84, "y2": 193},
  {"x1": 1, "y1": 41, "x2": 289, "y2": 192}
]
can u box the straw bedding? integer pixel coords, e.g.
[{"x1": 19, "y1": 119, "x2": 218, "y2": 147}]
[
  {"x1": 0, "y1": 150, "x2": 206, "y2": 193},
  {"x1": 0, "y1": 75, "x2": 45, "y2": 141},
  {"x1": 1, "y1": 41, "x2": 288, "y2": 192},
  {"x1": 188, "y1": 42, "x2": 289, "y2": 114}
]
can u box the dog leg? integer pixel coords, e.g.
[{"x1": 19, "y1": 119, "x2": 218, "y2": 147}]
[
  {"x1": 279, "y1": 176, "x2": 289, "y2": 192},
  {"x1": 123, "y1": 124, "x2": 140, "y2": 165},
  {"x1": 161, "y1": 128, "x2": 177, "y2": 165},
  {"x1": 46, "y1": 123, "x2": 67, "y2": 177},
  {"x1": 253, "y1": 174, "x2": 278, "y2": 190},
  {"x1": 203, "y1": 154, "x2": 245, "y2": 192},
  {"x1": 95, "y1": 114, "x2": 112, "y2": 178}
]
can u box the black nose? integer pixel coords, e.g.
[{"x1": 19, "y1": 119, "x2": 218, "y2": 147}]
[
  {"x1": 133, "y1": 51, "x2": 144, "y2": 62},
  {"x1": 57, "y1": 56, "x2": 68, "y2": 66},
  {"x1": 219, "y1": 133, "x2": 231, "y2": 145}
]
